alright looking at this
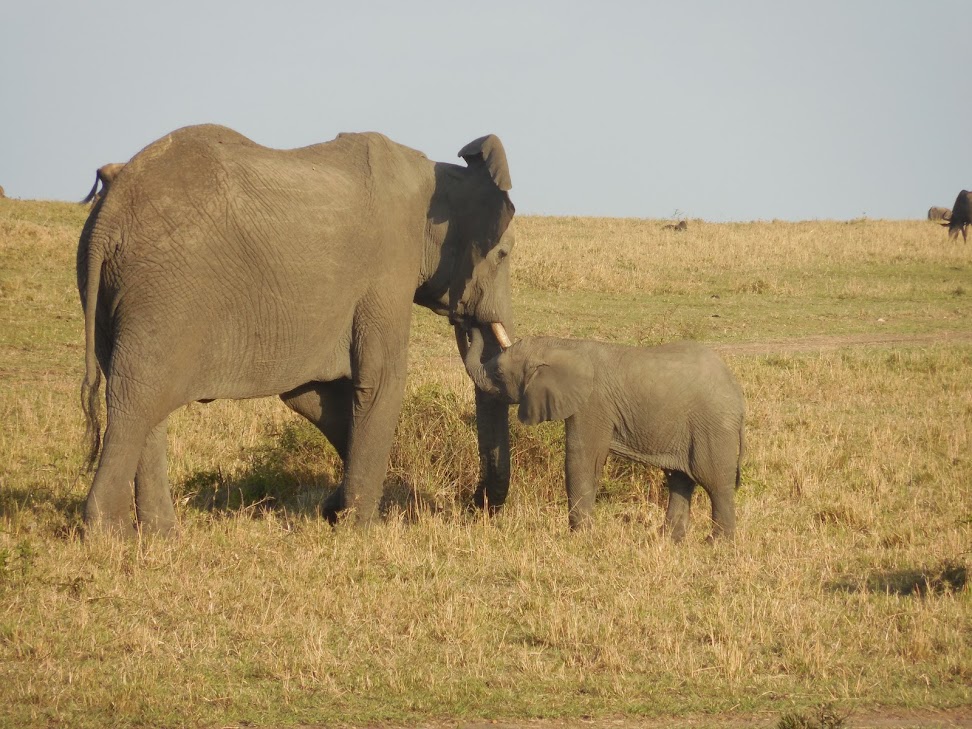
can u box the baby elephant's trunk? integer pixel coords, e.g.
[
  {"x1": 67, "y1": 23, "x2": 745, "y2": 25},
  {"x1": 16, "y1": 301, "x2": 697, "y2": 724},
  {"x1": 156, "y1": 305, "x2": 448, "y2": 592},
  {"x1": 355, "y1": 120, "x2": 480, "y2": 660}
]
[{"x1": 461, "y1": 325, "x2": 503, "y2": 396}]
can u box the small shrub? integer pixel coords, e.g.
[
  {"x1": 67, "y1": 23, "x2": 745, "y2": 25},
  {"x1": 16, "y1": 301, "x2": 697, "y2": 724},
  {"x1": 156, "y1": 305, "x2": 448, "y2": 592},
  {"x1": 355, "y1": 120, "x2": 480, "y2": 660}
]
[{"x1": 777, "y1": 704, "x2": 848, "y2": 729}]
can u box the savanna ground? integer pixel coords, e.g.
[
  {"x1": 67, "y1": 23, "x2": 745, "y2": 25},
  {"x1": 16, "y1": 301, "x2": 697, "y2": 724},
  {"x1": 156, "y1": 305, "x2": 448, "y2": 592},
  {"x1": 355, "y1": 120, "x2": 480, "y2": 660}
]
[{"x1": 0, "y1": 200, "x2": 969, "y2": 729}]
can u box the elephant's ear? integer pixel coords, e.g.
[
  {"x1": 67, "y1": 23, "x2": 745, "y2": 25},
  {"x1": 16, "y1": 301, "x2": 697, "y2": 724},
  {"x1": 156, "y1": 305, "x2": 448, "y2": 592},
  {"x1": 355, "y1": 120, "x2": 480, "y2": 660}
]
[
  {"x1": 459, "y1": 135, "x2": 512, "y2": 191},
  {"x1": 518, "y1": 350, "x2": 594, "y2": 426}
]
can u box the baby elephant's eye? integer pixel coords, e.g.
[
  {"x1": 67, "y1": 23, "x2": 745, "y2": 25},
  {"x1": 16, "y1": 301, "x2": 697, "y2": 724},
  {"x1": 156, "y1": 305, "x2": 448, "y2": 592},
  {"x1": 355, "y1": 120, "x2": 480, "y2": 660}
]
[{"x1": 496, "y1": 249, "x2": 509, "y2": 261}]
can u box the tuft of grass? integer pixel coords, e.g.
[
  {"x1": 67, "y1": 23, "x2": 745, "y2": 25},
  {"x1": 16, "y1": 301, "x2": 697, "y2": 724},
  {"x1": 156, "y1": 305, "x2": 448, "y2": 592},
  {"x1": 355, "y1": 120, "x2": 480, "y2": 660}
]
[{"x1": 778, "y1": 704, "x2": 848, "y2": 729}]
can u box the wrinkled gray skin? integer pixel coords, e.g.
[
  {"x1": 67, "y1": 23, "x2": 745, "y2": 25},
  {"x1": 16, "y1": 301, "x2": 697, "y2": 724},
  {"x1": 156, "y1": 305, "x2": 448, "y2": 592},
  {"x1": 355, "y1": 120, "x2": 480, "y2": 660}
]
[
  {"x1": 943, "y1": 190, "x2": 971, "y2": 242},
  {"x1": 463, "y1": 330, "x2": 745, "y2": 540},
  {"x1": 927, "y1": 206, "x2": 952, "y2": 222},
  {"x1": 80, "y1": 162, "x2": 126, "y2": 205},
  {"x1": 78, "y1": 124, "x2": 516, "y2": 535}
]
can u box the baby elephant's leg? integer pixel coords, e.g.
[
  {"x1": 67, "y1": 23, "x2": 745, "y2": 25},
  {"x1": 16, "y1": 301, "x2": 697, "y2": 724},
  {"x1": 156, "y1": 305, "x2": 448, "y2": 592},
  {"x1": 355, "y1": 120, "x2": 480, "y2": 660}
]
[
  {"x1": 563, "y1": 416, "x2": 610, "y2": 530},
  {"x1": 704, "y1": 482, "x2": 736, "y2": 542},
  {"x1": 663, "y1": 470, "x2": 696, "y2": 542}
]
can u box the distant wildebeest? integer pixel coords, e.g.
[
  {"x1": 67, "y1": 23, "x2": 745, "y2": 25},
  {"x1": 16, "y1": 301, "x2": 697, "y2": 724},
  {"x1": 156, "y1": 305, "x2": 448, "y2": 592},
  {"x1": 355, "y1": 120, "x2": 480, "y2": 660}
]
[
  {"x1": 927, "y1": 206, "x2": 952, "y2": 222},
  {"x1": 943, "y1": 190, "x2": 971, "y2": 243},
  {"x1": 663, "y1": 220, "x2": 688, "y2": 232},
  {"x1": 80, "y1": 163, "x2": 126, "y2": 205}
]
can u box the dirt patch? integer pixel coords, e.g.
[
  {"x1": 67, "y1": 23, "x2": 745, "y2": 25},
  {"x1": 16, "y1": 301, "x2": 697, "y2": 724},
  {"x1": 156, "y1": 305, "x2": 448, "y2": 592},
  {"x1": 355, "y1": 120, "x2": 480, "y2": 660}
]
[
  {"x1": 431, "y1": 706, "x2": 972, "y2": 729},
  {"x1": 711, "y1": 330, "x2": 972, "y2": 357}
]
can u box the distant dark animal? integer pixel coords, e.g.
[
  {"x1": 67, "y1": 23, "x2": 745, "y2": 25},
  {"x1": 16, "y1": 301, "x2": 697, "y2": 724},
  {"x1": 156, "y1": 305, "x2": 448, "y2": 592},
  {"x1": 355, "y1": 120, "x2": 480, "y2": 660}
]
[
  {"x1": 663, "y1": 220, "x2": 688, "y2": 232},
  {"x1": 943, "y1": 190, "x2": 971, "y2": 242},
  {"x1": 80, "y1": 163, "x2": 126, "y2": 205},
  {"x1": 927, "y1": 206, "x2": 952, "y2": 222}
]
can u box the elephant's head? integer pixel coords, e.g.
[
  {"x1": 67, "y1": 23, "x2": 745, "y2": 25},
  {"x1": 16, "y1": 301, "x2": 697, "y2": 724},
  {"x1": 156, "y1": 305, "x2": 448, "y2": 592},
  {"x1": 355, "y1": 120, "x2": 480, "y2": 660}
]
[
  {"x1": 415, "y1": 135, "x2": 516, "y2": 344},
  {"x1": 462, "y1": 331, "x2": 594, "y2": 426},
  {"x1": 411, "y1": 135, "x2": 517, "y2": 511}
]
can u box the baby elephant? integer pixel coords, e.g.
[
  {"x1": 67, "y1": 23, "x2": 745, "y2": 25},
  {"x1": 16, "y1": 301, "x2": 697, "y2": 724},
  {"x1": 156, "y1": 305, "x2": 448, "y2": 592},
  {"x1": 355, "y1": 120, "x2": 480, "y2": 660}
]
[{"x1": 463, "y1": 330, "x2": 745, "y2": 540}]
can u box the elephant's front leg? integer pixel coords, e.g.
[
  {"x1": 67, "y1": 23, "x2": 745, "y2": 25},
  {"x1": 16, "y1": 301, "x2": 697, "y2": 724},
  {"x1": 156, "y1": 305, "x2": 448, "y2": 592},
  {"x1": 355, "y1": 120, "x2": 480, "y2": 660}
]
[
  {"x1": 336, "y1": 324, "x2": 409, "y2": 525},
  {"x1": 472, "y1": 386, "x2": 511, "y2": 513},
  {"x1": 563, "y1": 415, "x2": 611, "y2": 531}
]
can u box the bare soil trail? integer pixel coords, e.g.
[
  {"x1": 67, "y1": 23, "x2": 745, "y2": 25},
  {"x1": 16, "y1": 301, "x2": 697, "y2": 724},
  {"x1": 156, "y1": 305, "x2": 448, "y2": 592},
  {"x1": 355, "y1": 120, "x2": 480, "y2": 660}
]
[
  {"x1": 426, "y1": 706, "x2": 972, "y2": 729},
  {"x1": 711, "y1": 330, "x2": 972, "y2": 357},
  {"x1": 339, "y1": 706, "x2": 972, "y2": 729}
]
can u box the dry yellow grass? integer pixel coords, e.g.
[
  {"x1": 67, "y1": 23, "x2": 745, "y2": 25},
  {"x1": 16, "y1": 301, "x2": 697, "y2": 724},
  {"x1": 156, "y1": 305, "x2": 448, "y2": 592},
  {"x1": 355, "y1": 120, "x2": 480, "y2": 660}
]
[{"x1": 0, "y1": 200, "x2": 969, "y2": 728}]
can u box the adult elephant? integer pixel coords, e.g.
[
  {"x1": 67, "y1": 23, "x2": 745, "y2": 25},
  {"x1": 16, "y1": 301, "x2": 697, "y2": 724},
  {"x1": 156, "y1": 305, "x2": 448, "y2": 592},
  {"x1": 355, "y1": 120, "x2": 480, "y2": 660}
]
[{"x1": 78, "y1": 124, "x2": 515, "y2": 535}]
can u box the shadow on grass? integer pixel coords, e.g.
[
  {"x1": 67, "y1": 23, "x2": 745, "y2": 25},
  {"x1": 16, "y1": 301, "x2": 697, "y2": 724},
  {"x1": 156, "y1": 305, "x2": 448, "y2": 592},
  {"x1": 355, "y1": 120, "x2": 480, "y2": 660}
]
[
  {"x1": 827, "y1": 560, "x2": 968, "y2": 597},
  {"x1": 177, "y1": 420, "x2": 432, "y2": 522},
  {"x1": 0, "y1": 483, "x2": 85, "y2": 539}
]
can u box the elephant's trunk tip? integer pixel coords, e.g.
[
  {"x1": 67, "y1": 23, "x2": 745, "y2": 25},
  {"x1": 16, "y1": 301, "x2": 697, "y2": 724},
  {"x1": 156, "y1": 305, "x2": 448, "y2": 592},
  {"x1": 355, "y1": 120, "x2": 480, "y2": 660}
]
[{"x1": 491, "y1": 322, "x2": 512, "y2": 350}]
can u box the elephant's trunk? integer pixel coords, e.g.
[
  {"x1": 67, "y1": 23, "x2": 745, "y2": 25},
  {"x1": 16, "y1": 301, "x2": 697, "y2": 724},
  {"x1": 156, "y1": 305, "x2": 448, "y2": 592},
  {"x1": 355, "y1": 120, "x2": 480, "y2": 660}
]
[
  {"x1": 456, "y1": 322, "x2": 510, "y2": 512},
  {"x1": 459, "y1": 325, "x2": 502, "y2": 397}
]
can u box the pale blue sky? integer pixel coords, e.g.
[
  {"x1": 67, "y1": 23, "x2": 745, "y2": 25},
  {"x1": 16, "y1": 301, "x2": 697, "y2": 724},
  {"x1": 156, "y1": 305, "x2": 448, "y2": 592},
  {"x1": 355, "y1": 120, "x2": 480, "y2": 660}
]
[{"x1": 2, "y1": 1, "x2": 968, "y2": 220}]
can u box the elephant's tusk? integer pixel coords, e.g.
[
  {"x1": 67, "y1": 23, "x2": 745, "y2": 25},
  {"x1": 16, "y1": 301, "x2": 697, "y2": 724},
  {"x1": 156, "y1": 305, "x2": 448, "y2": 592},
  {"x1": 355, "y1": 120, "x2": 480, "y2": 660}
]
[{"x1": 491, "y1": 322, "x2": 512, "y2": 350}]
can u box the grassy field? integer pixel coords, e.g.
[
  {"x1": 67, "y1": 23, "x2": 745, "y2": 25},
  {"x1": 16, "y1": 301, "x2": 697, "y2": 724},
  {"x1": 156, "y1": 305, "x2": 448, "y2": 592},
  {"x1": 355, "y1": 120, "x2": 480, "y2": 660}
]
[{"x1": 0, "y1": 199, "x2": 969, "y2": 728}]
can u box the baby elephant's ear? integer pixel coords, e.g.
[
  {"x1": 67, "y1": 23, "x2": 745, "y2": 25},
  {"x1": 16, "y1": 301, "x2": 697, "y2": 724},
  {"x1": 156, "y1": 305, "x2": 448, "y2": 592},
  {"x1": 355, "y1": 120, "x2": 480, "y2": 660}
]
[{"x1": 519, "y1": 350, "x2": 594, "y2": 426}]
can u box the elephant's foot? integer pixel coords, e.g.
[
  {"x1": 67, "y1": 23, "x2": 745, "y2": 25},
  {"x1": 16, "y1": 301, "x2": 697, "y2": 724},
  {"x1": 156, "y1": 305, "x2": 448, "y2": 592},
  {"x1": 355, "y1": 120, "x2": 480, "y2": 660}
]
[
  {"x1": 135, "y1": 515, "x2": 180, "y2": 539},
  {"x1": 83, "y1": 510, "x2": 137, "y2": 539},
  {"x1": 472, "y1": 485, "x2": 505, "y2": 516},
  {"x1": 320, "y1": 487, "x2": 345, "y2": 525},
  {"x1": 134, "y1": 492, "x2": 179, "y2": 538},
  {"x1": 662, "y1": 518, "x2": 689, "y2": 543},
  {"x1": 567, "y1": 509, "x2": 594, "y2": 532},
  {"x1": 705, "y1": 519, "x2": 735, "y2": 544}
]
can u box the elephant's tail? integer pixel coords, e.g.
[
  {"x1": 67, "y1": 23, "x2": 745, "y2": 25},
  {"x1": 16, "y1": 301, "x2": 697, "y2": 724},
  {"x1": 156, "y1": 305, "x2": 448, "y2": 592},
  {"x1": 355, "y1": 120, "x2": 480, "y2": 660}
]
[
  {"x1": 735, "y1": 424, "x2": 745, "y2": 490},
  {"x1": 79, "y1": 232, "x2": 106, "y2": 472},
  {"x1": 79, "y1": 171, "x2": 101, "y2": 205}
]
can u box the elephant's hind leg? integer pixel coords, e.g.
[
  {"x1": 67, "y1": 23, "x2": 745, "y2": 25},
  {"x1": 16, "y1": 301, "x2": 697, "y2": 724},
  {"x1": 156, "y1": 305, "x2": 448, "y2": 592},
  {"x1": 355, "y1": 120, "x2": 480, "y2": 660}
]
[
  {"x1": 663, "y1": 470, "x2": 696, "y2": 542},
  {"x1": 134, "y1": 420, "x2": 178, "y2": 536},
  {"x1": 280, "y1": 379, "x2": 354, "y2": 460},
  {"x1": 85, "y1": 415, "x2": 155, "y2": 536},
  {"x1": 703, "y1": 480, "x2": 736, "y2": 542},
  {"x1": 85, "y1": 364, "x2": 180, "y2": 536}
]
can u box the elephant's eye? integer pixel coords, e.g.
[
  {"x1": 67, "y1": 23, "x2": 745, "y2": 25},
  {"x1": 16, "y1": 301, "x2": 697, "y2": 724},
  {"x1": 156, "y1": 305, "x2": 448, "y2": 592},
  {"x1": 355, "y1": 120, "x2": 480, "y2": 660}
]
[{"x1": 496, "y1": 249, "x2": 509, "y2": 261}]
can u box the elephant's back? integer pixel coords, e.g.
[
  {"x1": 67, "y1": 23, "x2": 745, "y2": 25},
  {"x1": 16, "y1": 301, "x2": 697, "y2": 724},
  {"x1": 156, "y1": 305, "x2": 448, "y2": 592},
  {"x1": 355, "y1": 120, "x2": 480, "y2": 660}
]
[
  {"x1": 78, "y1": 124, "x2": 431, "y2": 400},
  {"x1": 609, "y1": 341, "x2": 744, "y2": 434},
  {"x1": 91, "y1": 125, "x2": 366, "y2": 266}
]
